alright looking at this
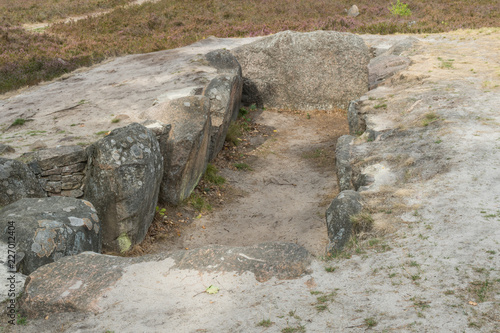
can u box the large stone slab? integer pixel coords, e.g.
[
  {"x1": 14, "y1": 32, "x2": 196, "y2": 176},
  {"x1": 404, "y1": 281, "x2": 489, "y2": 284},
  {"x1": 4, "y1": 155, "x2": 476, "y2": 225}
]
[
  {"x1": 231, "y1": 30, "x2": 370, "y2": 110},
  {"x1": 204, "y1": 74, "x2": 242, "y2": 161},
  {"x1": 0, "y1": 158, "x2": 46, "y2": 207},
  {"x1": 84, "y1": 123, "x2": 163, "y2": 252},
  {"x1": 0, "y1": 197, "x2": 100, "y2": 275},
  {"x1": 20, "y1": 242, "x2": 311, "y2": 317},
  {"x1": 143, "y1": 96, "x2": 211, "y2": 205}
]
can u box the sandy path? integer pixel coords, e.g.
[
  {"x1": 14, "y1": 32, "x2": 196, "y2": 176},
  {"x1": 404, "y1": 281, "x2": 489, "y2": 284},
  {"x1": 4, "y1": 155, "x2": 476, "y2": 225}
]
[{"x1": 171, "y1": 110, "x2": 348, "y2": 256}]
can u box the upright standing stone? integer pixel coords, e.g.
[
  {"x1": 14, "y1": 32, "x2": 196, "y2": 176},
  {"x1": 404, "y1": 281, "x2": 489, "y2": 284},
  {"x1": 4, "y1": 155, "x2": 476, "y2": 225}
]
[
  {"x1": 232, "y1": 30, "x2": 370, "y2": 111},
  {"x1": 84, "y1": 123, "x2": 163, "y2": 252},
  {"x1": 143, "y1": 96, "x2": 212, "y2": 205},
  {"x1": 325, "y1": 190, "x2": 363, "y2": 253}
]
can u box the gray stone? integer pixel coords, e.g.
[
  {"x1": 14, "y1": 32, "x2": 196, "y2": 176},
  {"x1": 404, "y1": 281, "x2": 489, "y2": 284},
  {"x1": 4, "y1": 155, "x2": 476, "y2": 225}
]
[
  {"x1": 47, "y1": 174, "x2": 62, "y2": 181},
  {"x1": 0, "y1": 158, "x2": 46, "y2": 206},
  {"x1": 41, "y1": 167, "x2": 62, "y2": 176},
  {"x1": 204, "y1": 74, "x2": 242, "y2": 160},
  {"x1": 347, "y1": 100, "x2": 366, "y2": 135},
  {"x1": 231, "y1": 30, "x2": 370, "y2": 111},
  {"x1": 20, "y1": 242, "x2": 310, "y2": 317},
  {"x1": 0, "y1": 197, "x2": 101, "y2": 275},
  {"x1": 325, "y1": 190, "x2": 363, "y2": 253},
  {"x1": 384, "y1": 36, "x2": 419, "y2": 56},
  {"x1": 144, "y1": 96, "x2": 211, "y2": 205},
  {"x1": 45, "y1": 181, "x2": 62, "y2": 193},
  {"x1": 31, "y1": 145, "x2": 87, "y2": 171},
  {"x1": 61, "y1": 174, "x2": 83, "y2": 190},
  {"x1": 0, "y1": 144, "x2": 15, "y2": 155},
  {"x1": 369, "y1": 55, "x2": 411, "y2": 89},
  {"x1": 336, "y1": 135, "x2": 355, "y2": 192},
  {"x1": 61, "y1": 162, "x2": 86, "y2": 174},
  {"x1": 205, "y1": 49, "x2": 243, "y2": 77},
  {"x1": 30, "y1": 139, "x2": 47, "y2": 151},
  {"x1": 84, "y1": 123, "x2": 163, "y2": 252},
  {"x1": 61, "y1": 189, "x2": 84, "y2": 198},
  {"x1": 205, "y1": 49, "x2": 243, "y2": 123},
  {"x1": 346, "y1": 5, "x2": 360, "y2": 17}
]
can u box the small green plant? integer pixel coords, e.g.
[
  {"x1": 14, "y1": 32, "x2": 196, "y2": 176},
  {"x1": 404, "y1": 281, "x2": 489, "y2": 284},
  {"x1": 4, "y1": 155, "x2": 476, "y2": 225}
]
[
  {"x1": 156, "y1": 206, "x2": 166, "y2": 217},
  {"x1": 204, "y1": 164, "x2": 225, "y2": 185},
  {"x1": 306, "y1": 113, "x2": 311, "y2": 119},
  {"x1": 111, "y1": 118, "x2": 120, "y2": 123},
  {"x1": 350, "y1": 212, "x2": 374, "y2": 234},
  {"x1": 12, "y1": 118, "x2": 26, "y2": 126},
  {"x1": 226, "y1": 122, "x2": 242, "y2": 146},
  {"x1": 17, "y1": 313, "x2": 27, "y2": 325},
  {"x1": 249, "y1": 104, "x2": 257, "y2": 111},
  {"x1": 373, "y1": 103, "x2": 387, "y2": 109},
  {"x1": 282, "y1": 325, "x2": 306, "y2": 333},
  {"x1": 364, "y1": 317, "x2": 377, "y2": 327},
  {"x1": 422, "y1": 112, "x2": 439, "y2": 126},
  {"x1": 470, "y1": 280, "x2": 491, "y2": 302},
  {"x1": 315, "y1": 304, "x2": 328, "y2": 312},
  {"x1": 438, "y1": 57, "x2": 455, "y2": 69},
  {"x1": 234, "y1": 162, "x2": 253, "y2": 171},
  {"x1": 256, "y1": 319, "x2": 273, "y2": 327},
  {"x1": 239, "y1": 107, "x2": 249, "y2": 117},
  {"x1": 189, "y1": 193, "x2": 212, "y2": 212},
  {"x1": 389, "y1": 0, "x2": 412, "y2": 17},
  {"x1": 95, "y1": 131, "x2": 109, "y2": 135},
  {"x1": 325, "y1": 266, "x2": 336, "y2": 273}
]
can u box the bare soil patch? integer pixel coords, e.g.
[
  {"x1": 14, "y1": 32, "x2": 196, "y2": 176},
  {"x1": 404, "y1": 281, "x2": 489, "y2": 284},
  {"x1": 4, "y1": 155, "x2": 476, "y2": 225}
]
[{"x1": 129, "y1": 108, "x2": 349, "y2": 257}]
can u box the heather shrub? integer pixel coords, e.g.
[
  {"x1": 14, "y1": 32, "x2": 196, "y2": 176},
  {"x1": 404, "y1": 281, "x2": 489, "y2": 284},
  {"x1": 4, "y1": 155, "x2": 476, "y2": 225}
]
[{"x1": 0, "y1": 0, "x2": 499, "y2": 94}]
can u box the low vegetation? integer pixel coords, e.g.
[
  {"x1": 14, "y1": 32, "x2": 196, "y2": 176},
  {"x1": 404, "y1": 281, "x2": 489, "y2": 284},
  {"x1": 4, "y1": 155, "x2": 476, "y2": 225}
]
[{"x1": 1, "y1": 0, "x2": 499, "y2": 94}]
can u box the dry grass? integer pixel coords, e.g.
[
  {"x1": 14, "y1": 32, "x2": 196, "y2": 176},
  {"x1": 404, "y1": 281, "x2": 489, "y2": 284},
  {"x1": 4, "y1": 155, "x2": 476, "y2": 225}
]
[{"x1": 0, "y1": 0, "x2": 499, "y2": 94}]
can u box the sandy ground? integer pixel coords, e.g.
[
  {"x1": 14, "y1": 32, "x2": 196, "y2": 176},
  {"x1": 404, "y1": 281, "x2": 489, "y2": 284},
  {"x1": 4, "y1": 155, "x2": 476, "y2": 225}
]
[
  {"x1": 1, "y1": 29, "x2": 500, "y2": 332},
  {"x1": 148, "y1": 109, "x2": 349, "y2": 257}
]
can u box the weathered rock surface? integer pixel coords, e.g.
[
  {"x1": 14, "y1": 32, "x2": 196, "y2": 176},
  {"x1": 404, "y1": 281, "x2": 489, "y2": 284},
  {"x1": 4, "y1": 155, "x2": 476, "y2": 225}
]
[
  {"x1": 0, "y1": 197, "x2": 100, "y2": 275},
  {"x1": 144, "y1": 96, "x2": 211, "y2": 205},
  {"x1": 21, "y1": 251, "x2": 129, "y2": 316},
  {"x1": 202, "y1": 49, "x2": 243, "y2": 159},
  {"x1": 0, "y1": 144, "x2": 15, "y2": 156},
  {"x1": 232, "y1": 30, "x2": 370, "y2": 110},
  {"x1": 346, "y1": 5, "x2": 360, "y2": 17},
  {"x1": 369, "y1": 54, "x2": 412, "y2": 89},
  {"x1": 205, "y1": 48, "x2": 242, "y2": 77},
  {"x1": 384, "y1": 36, "x2": 419, "y2": 56},
  {"x1": 204, "y1": 74, "x2": 242, "y2": 161},
  {"x1": 84, "y1": 123, "x2": 163, "y2": 252},
  {"x1": 20, "y1": 242, "x2": 311, "y2": 317},
  {"x1": 0, "y1": 158, "x2": 46, "y2": 207},
  {"x1": 335, "y1": 135, "x2": 355, "y2": 192},
  {"x1": 325, "y1": 190, "x2": 363, "y2": 253},
  {"x1": 347, "y1": 100, "x2": 366, "y2": 135},
  {"x1": 171, "y1": 242, "x2": 312, "y2": 282},
  {"x1": 27, "y1": 145, "x2": 87, "y2": 172}
]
